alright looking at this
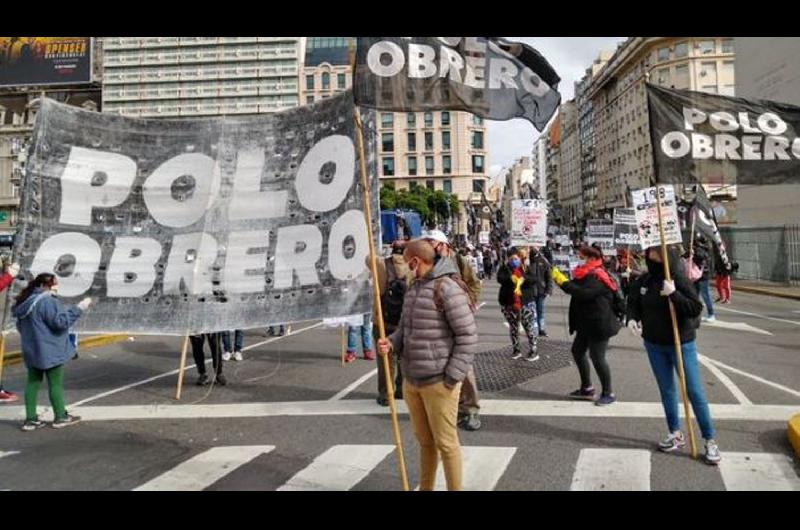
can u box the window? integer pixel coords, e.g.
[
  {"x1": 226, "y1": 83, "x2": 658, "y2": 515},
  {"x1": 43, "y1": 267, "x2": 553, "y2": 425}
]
[
  {"x1": 674, "y1": 64, "x2": 690, "y2": 89},
  {"x1": 424, "y1": 112, "x2": 433, "y2": 127},
  {"x1": 306, "y1": 95, "x2": 314, "y2": 104},
  {"x1": 472, "y1": 130, "x2": 484, "y2": 149},
  {"x1": 442, "y1": 130, "x2": 451, "y2": 150},
  {"x1": 472, "y1": 155, "x2": 484, "y2": 173},
  {"x1": 382, "y1": 133, "x2": 394, "y2": 152},
  {"x1": 674, "y1": 42, "x2": 688, "y2": 58},
  {"x1": 407, "y1": 112, "x2": 415, "y2": 126},
  {"x1": 720, "y1": 60, "x2": 735, "y2": 87},
  {"x1": 381, "y1": 113, "x2": 394, "y2": 128},
  {"x1": 657, "y1": 47, "x2": 670, "y2": 62},
  {"x1": 443, "y1": 155, "x2": 452, "y2": 174},
  {"x1": 443, "y1": 179, "x2": 452, "y2": 193},
  {"x1": 425, "y1": 156, "x2": 434, "y2": 175},
  {"x1": 305, "y1": 75, "x2": 314, "y2": 90},
  {"x1": 441, "y1": 111, "x2": 450, "y2": 125},
  {"x1": 472, "y1": 179, "x2": 485, "y2": 193},
  {"x1": 407, "y1": 132, "x2": 416, "y2": 151},
  {"x1": 698, "y1": 39, "x2": 715, "y2": 55},
  {"x1": 321, "y1": 72, "x2": 330, "y2": 89},
  {"x1": 424, "y1": 132, "x2": 434, "y2": 150},
  {"x1": 337, "y1": 73, "x2": 346, "y2": 89},
  {"x1": 383, "y1": 157, "x2": 394, "y2": 176},
  {"x1": 656, "y1": 67, "x2": 670, "y2": 86},
  {"x1": 721, "y1": 38, "x2": 734, "y2": 54},
  {"x1": 472, "y1": 115, "x2": 483, "y2": 125},
  {"x1": 408, "y1": 156, "x2": 417, "y2": 176},
  {"x1": 426, "y1": 180, "x2": 435, "y2": 190},
  {"x1": 700, "y1": 61, "x2": 718, "y2": 91}
]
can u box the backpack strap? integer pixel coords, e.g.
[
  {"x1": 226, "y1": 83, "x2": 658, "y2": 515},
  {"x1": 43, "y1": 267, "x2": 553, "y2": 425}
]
[
  {"x1": 384, "y1": 256, "x2": 397, "y2": 284},
  {"x1": 433, "y1": 274, "x2": 477, "y2": 314}
]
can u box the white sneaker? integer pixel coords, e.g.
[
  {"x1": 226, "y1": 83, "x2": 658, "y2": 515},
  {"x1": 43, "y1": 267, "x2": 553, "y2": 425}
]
[
  {"x1": 702, "y1": 315, "x2": 717, "y2": 322},
  {"x1": 222, "y1": 351, "x2": 232, "y2": 361},
  {"x1": 233, "y1": 351, "x2": 243, "y2": 362}
]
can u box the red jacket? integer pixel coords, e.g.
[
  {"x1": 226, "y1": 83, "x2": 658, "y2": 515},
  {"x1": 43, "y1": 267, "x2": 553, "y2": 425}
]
[{"x1": 0, "y1": 272, "x2": 12, "y2": 292}]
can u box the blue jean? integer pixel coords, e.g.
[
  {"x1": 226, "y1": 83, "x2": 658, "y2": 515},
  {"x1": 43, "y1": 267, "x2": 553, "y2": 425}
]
[
  {"x1": 534, "y1": 296, "x2": 546, "y2": 331},
  {"x1": 644, "y1": 340, "x2": 716, "y2": 440},
  {"x1": 221, "y1": 329, "x2": 244, "y2": 352},
  {"x1": 347, "y1": 315, "x2": 373, "y2": 353},
  {"x1": 695, "y1": 279, "x2": 715, "y2": 317}
]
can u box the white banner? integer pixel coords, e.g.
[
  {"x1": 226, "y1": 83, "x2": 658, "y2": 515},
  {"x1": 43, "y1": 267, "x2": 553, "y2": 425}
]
[
  {"x1": 510, "y1": 199, "x2": 547, "y2": 247},
  {"x1": 631, "y1": 185, "x2": 682, "y2": 249}
]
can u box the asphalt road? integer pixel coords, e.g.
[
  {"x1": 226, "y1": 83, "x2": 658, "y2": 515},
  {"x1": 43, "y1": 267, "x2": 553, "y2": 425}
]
[{"x1": 0, "y1": 278, "x2": 798, "y2": 491}]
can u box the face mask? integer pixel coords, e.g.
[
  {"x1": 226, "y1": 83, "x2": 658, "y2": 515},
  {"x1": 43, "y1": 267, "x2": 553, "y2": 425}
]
[
  {"x1": 50, "y1": 285, "x2": 59, "y2": 294},
  {"x1": 509, "y1": 258, "x2": 521, "y2": 268}
]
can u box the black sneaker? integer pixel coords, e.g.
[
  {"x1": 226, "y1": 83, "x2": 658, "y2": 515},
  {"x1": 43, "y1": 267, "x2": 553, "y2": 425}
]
[
  {"x1": 538, "y1": 330, "x2": 548, "y2": 337},
  {"x1": 510, "y1": 350, "x2": 523, "y2": 360},
  {"x1": 21, "y1": 418, "x2": 45, "y2": 432},
  {"x1": 376, "y1": 396, "x2": 389, "y2": 407},
  {"x1": 52, "y1": 413, "x2": 81, "y2": 429},
  {"x1": 394, "y1": 391, "x2": 403, "y2": 401},
  {"x1": 569, "y1": 387, "x2": 596, "y2": 400},
  {"x1": 214, "y1": 374, "x2": 227, "y2": 386},
  {"x1": 196, "y1": 374, "x2": 209, "y2": 386},
  {"x1": 461, "y1": 412, "x2": 482, "y2": 431}
]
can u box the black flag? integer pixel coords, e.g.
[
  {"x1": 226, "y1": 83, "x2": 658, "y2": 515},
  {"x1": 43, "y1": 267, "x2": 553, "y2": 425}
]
[
  {"x1": 647, "y1": 83, "x2": 800, "y2": 186},
  {"x1": 691, "y1": 184, "x2": 732, "y2": 271},
  {"x1": 354, "y1": 37, "x2": 561, "y2": 131}
]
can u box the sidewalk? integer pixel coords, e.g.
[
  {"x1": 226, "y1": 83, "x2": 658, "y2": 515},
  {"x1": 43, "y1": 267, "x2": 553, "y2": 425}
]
[{"x1": 733, "y1": 279, "x2": 800, "y2": 301}]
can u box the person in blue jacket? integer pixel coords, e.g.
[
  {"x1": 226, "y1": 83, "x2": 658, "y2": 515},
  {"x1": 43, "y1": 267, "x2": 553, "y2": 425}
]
[{"x1": 12, "y1": 273, "x2": 91, "y2": 431}]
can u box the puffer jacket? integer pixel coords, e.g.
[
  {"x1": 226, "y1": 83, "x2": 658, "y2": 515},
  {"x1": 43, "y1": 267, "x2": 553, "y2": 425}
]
[
  {"x1": 13, "y1": 289, "x2": 82, "y2": 370},
  {"x1": 389, "y1": 257, "x2": 478, "y2": 387}
]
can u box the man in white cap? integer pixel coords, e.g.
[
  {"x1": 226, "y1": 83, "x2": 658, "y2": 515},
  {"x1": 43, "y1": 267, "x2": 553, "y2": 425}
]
[{"x1": 421, "y1": 230, "x2": 483, "y2": 431}]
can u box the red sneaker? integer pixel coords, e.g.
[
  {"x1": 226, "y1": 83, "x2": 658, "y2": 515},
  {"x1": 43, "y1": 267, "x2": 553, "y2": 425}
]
[
  {"x1": 0, "y1": 390, "x2": 19, "y2": 403},
  {"x1": 344, "y1": 352, "x2": 357, "y2": 363},
  {"x1": 363, "y1": 350, "x2": 376, "y2": 361}
]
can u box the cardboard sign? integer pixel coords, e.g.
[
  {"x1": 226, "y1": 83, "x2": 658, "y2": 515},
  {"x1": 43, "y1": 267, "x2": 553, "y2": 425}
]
[
  {"x1": 510, "y1": 199, "x2": 547, "y2": 247},
  {"x1": 631, "y1": 185, "x2": 682, "y2": 249}
]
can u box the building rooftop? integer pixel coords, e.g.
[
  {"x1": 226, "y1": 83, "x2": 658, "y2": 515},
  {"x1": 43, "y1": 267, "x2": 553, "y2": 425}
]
[{"x1": 305, "y1": 37, "x2": 353, "y2": 67}]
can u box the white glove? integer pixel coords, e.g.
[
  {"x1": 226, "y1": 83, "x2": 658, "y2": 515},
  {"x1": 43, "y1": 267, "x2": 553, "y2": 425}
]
[
  {"x1": 660, "y1": 279, "x2": 676, "y2": 297},
  {"x1": 627, "y1": 320, "x2": 642, "y2": 337},
  {"x1": 77, "y1": 297, "x2": 92, "y2": 311},
  {"x1": 7, "y1": 262, "x2": 19, "y2": 277}
]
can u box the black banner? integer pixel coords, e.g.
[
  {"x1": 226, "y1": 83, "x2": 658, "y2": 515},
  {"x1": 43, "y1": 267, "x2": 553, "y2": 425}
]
[
  {"x1": 647, "y1": 83, "x2": 800, "y2": 186},
  {"x1": 354, "y1": 37, "x2": 561, "y2": 131},
  {"x1": 691, "y1": 185, "x2": 732, "y2": 271}
]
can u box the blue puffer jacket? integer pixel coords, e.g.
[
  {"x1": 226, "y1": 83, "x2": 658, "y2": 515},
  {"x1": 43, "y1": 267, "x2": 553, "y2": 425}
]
[{"x1": 13, "y1": 289, "x2": 82, "y2": 370}]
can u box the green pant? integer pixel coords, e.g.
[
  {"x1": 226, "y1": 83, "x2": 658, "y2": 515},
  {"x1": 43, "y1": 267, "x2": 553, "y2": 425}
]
[{"x1": 25, "y1": 365, "x2": 66, "y2": 421}]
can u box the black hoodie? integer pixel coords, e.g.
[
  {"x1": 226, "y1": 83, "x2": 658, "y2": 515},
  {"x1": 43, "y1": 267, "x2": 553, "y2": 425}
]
[{"x1": 626, "y1": 249, "x2": 703, "y2": 346}]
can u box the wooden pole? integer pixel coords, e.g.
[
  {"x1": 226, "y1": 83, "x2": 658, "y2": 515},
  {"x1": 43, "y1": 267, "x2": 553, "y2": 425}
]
[
  {"x1": 654, "y1": 185, "x2": 698, "y2": 459},
  {"x1": 688, "y1": 204, "x2": 697, "y2": 257},
  {"x1": 340, "y1": 325, "x2": 346, "y2": 366},
  {"x1": 0, "y1": 331, "x2": 7, "y2": 384},
  {"x1": 174, "y1": 334, "x2": 190, "y2": 401}
]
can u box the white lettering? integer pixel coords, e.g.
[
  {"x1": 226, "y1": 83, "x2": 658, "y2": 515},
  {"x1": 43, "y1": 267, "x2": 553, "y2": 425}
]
[
  {"x1": 163, "y1": 233, "x2": 219, "y2": 295},
  {"x1": 295, "y1": 135, "x2": 355, "y2": 213},
  {"x1": 763, "y1": 136, "x2": 791, "y2": 160},
  {"x1": 106, "y1": 237, "x2": 162, "y2": 297},
  {"x1": 714, "y1": 134, "x2": 741, "y2": 160},
  {"x1": 683, "y1": 107, "x2": 707, "y2": 131},
  {"x1": 223, "y1": 230, "x2": 269, "y2": 294},
  {"x1": 273, "y1": 225, "x2": 322, "y2": 289},
  {"x1": 691, "y1": 134, "x2": 714, "y2": 159},
  {"x1": 407, "y1": 43, "x2": 437, "y2": 79},
  {"x1": 30, "y1": 232, "x2": 100, "y2": 297},
  {"x1": 328, "y1": 210, "x2": 368, "y2": 281},
  {"x1": 709, "y1": 111, "x2": 738, "y2": 132},
  {"x1": 661, "y1": 131, "x2": 691, "y2": 158},
  {"x1": 439, "y1": 46, "x2": 464, "y2": 82},
  {"x1": 229, "y1": 149, "x2": 287, "y2": 220},
  {"x1": 757, "y1": 112, "x2": 788, "y2": 135},
  {"x1": 487, "y1": 58, "x2": 519, "y2": 89},
  {"x1": 741, "y1": 135, "x2": 763, "y2": 160},
  {"x1": 738, "y1": 112, "x2": 761, "y2": 133},
  {"x1": 463, "y1": 55, "x2": 486, "y2": 89},
  {"x1": 143, "y1": 153, "x2": 219, "y2": 228},
  {"x1": 520, "y1": 68, "x2": 550, "y2": 97},
  {"x1": 366, "y1": 41, "x2": 405, "y2": 77}
]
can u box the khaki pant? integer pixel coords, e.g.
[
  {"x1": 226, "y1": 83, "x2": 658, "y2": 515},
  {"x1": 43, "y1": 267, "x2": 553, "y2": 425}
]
[
  {"x1": 458, "y1": 366, "x2": 480, "y2": 415},
  {"x1": 403, "y1": 379, "x2": 463, "y2": 491}
]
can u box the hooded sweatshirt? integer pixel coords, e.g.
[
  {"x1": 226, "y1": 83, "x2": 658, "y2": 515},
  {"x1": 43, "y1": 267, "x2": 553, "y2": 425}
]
[
  {"x1": 389, "y1": 257, "x2": 478, "y2": 387},
  {"x1": 13, "y1": 288, "x2": 82, "y2": 370},
  {"x1": 626, "y1": 250, "x2": 703, "y2": 345}
]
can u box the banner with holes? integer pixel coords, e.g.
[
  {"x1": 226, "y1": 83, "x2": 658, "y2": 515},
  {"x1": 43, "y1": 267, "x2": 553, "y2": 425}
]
[{"x1": 9, "y1": 92, "x2": 379, "y2": 335}]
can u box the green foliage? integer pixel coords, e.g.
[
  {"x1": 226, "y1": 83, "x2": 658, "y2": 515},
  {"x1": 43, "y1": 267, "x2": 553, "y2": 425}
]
[{"x1": 379, "y1": 184, "x2": 460, "y2": 226}]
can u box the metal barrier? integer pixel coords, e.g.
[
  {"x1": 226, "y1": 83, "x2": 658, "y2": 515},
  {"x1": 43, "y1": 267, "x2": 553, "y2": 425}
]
[{"x1": 719, "y1": 225, "x2": 800, "y2": 286}]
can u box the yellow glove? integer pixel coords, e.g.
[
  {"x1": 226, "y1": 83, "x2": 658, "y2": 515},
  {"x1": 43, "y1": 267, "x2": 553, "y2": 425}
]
[
  {"x1": 551, "y1": 267, "x2": 568, "y2": 286},
  {"x1": 511, "y1": 275, "x2": 524, "y2": 296}
]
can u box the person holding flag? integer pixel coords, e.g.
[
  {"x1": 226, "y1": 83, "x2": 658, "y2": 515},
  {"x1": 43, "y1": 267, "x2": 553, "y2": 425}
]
[{"x1": 625, "y1": 245, "x2": 722, "y2": 465}]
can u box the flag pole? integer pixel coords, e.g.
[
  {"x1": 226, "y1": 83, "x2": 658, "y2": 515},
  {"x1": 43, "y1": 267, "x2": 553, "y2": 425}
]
[
  {"x1": 175, "y1": 334, "x2": 190, "y2": 400},
  {"x1": 654, "y1": 185, "x2": 698, "y2": 459},
  {"x1": 340, "y1": 325, "x2": 346, "y2": 367},
  {"x1": 350, "y1": 40, "x2": 410, "y2": 491}
]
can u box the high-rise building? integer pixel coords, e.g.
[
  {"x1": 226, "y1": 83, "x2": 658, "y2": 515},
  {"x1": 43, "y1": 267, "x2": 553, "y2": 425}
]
[
  {"x1": 101, "y1": 37, "x2": 302, "y2": 118},
  {"x1": 558, "y1": 100, "x2": 581, "y2": 224},
  {"x1": 587, "y1": 37, "x2": 736, "y2": 214},
  {"x1": 545, "y1": 114, "x2": 561, "y2": 205},
  {"x1": 531, "y1": 135, "x2": 547, "y2": 201}
]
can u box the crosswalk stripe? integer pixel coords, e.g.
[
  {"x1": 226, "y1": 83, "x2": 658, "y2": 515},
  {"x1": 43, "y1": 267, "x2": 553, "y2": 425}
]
[
  {"x1": 277, "y1": 444, "x2": 394, "y2": 491},
  {"x1": 718, "y1": 452, "x2": 800, "y2": 491},
  {"x1": 570, "y1": 449, "x2": 651, "y2": 491},
  {"x1": 134, "y1": 445, "x2": 275, "y2": 491},
  {"x1": 0, "y1": 451, "x2": 19, "y2": 460},
  {"x1": 425, "y1": 446, "x2": 517, "y2": 491}
]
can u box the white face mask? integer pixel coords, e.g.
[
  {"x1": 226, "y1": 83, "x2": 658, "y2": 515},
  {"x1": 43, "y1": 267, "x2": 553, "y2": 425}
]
[{"x1": 50, "y1": 285, "x2": 59, "y2": 294}]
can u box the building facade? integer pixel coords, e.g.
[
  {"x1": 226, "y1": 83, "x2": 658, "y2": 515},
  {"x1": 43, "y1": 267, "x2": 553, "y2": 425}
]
[
  {"x1": 558, "y1": 100, "x2": 581, "y2": 224},
  {"x1": 300, "y1": 37, "x2": 352, "y2": 104},
  {"x1": 101, "y1": 37, "x2": 302, "y2": 118},
  {"x1": 587, "y1": 37, "x2": 736, "y2": 214},
  {"x1": 500, "y1": 157, "x2": 534, "y2": 225},
  {"x1": 545, "y1": 114, "x2": 561, "y2": 205},
  {"x1": 531, "y1": 135, "x2": 547, "y2": 201}
]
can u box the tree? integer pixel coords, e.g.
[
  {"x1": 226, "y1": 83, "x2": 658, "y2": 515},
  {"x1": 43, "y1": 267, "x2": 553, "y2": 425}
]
[{"x1": 379, "y1": 184, "x2": 460, "y2": 228}]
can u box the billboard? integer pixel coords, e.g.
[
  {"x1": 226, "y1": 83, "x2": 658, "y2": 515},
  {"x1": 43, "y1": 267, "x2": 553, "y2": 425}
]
[{"x1": 0, "y1": 37, "x2": 92, "y2": 88}]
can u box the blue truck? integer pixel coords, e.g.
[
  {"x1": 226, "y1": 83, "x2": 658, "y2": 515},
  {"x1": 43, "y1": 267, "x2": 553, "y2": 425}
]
[{"x1": 380, "y1": 209, "x2": 422, "y2": 245}]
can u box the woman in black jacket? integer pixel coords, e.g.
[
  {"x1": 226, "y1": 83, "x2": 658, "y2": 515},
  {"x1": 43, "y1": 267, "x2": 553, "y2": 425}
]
[
  {"x1": 626, "y1": 246, "x2": 721, "y2": 465},
  {"x1": 551, "y1": 245, "x2": 621, "y2": 406},
  {"x1": 497, "y1": 247, "x2": 540, "y2": 361}
]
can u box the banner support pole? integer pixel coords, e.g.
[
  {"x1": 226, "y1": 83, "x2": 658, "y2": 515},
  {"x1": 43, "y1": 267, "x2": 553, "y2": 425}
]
[
  {"x1": 655, "y1": 185, "x2": 698, "y2": 459},
  {"x1": 175, "y1": 334, "x2": 190, "y2": 401},
  {"x1": 341, "y1": 325, "x2": 346, "y2": 367}
]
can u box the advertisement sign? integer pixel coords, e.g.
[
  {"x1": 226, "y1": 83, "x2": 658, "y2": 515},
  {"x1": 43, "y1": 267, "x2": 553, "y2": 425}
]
[{"x1": 0, "y1": 37, "x2": 92, "y2": 87}]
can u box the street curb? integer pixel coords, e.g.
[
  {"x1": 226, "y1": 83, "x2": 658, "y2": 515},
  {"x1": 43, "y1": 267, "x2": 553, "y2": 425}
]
[
  {"x1": 734, "y1": 286, "x2": 800, "y2": 301},
  {"x1": 2, "y1": 334, "x2": 129, "y2": 367},
  {"x1": 790, "y1": 414, "x2": 800, "y2": 459}
]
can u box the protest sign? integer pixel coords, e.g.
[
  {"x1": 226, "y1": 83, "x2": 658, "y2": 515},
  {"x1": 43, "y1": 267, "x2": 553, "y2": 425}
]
[
  {"x1": 510, "y1": 199, "x2": 547, "y2": 247},
  {"x1": 631, "y1": 185, "x2": 682, "y2": 250}
]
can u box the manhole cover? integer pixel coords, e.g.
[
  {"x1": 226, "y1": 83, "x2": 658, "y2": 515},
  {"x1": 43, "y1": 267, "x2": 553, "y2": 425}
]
[{"x1": 474, "y1": 339, "x2": 573, "y2": 392}]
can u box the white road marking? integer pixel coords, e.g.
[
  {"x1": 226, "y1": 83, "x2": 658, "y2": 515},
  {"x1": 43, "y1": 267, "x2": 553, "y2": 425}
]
[
  {"x1": 69, "y1": 323, "x2": 322, "y2": 408},
  {"x1": 0, "y1": 451, "x2": 19, "y2": 459},
  {"x1": 277, "y1": 444, "x2": 393, "y2": 491},
  {"x1": 700, "y1": 356, "x2": 800, "y2": 400},
  {"x1": 329, "y1": 369, "x2": 378, "y2": 401},
  {"x1": 134, "y1": 445, "x2": 275, "y2": 491},
  {"x1": 701, "y1": 319, "x2": 773, "y2": 336},
  {"x1": 716, "y1": 306, "x2": 800, "y2": 327},
  {"x1": 571, "y1": 449, "x2": 651, "y2": 491},
  {"x1": 1, "y1": 399, "x2": 795, "y2": 423},
  {"x1": 718, "y1": 452, "x2": 800, "y2": 491},
  {"x1": 422, "y1": 446, "x2": 517, "y2": 491},
  {"x1": 697, "y1": 355, "x2": 752, "y2": 405}
]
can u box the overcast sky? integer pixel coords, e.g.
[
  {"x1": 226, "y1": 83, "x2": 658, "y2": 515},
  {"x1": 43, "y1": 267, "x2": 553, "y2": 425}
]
[{"x1": 487, "y1": 37, "x2": 627, "y2": 177}]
